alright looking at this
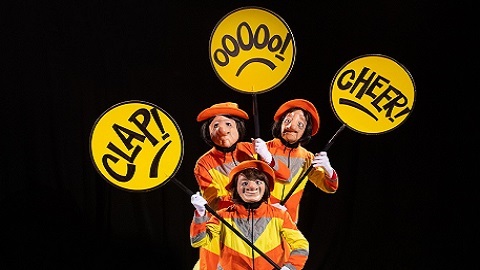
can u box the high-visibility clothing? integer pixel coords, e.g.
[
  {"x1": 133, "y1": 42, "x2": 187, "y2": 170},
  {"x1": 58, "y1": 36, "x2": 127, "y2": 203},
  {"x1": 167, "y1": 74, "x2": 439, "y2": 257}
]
[
  {"x1": 267, "y1": 138, "x2": 339, "y2": 224},
  {"x1": 193, "y1": 142, "x2": 291, "y2": 269},
  {"x1": 194, "y1": 142, "x2": 290, "y2": 211},
  {"x1": 190, "y1": 202, "x2": 309, "y2": 270}
]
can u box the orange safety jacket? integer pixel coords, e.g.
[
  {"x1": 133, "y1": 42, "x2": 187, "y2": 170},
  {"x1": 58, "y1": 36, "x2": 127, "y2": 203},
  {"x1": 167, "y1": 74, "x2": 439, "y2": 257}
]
[
  {"x1": 194, "y1": 142, "x2": 290, "y2": 211},
  {"x1": 193, "y1": 141, "x2": 291, "y2": 270},
  {"x1": 267, "y1": 138, "x2": 339, "y2": 224},
  {"x1": 190, "y1": 202, "x2": 309, "y2": 270}
]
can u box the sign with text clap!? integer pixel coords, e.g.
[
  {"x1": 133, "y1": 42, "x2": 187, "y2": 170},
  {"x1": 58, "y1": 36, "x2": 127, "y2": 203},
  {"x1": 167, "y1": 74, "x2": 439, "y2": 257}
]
[
  {"x1": 90, "y1": 101, "x2": 183, "y2": 192},
  {"x1": 210, "y1": 6, "x2": 295, "y2": 93},
  {"x1": 331, "y1": 54, "x2": 416, "y2": 135}
]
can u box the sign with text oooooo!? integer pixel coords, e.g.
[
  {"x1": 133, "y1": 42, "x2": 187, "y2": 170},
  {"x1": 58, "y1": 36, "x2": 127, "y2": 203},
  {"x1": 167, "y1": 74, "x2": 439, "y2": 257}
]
[
  {"x1": 90, "y1": 101, "x2": 183, "y2": 192},
  {"x1": 210, "y1": 6, "x2": 295, "y2": 93},
  {"x1": 330, "y1": 54, "x2": 416, "y2": 135}
]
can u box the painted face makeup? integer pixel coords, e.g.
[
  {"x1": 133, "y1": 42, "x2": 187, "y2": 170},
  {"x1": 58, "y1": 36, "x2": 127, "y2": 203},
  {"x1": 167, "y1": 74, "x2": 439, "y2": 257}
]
[
  {"x1": 280, "y1": 109, "x2": 306, "y2": 144},
  {"x1": 209, "y1": 115, "x2": 239, "y2": 148},
  {"x1": 236, "y1": 173, "x2": 265, "y2": 203}
]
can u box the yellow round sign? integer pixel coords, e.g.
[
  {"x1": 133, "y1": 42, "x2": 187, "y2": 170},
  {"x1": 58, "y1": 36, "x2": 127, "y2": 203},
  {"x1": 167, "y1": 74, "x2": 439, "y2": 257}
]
[
  {"x1": 209, "y1": 6, "x2": 295, "y2": 93},
  {"x1": 89, "y1": 100, "x2": 183, "y2": 192},
  {"x1": 330, "y1": 54, "x2": 416, "y2": 135}
]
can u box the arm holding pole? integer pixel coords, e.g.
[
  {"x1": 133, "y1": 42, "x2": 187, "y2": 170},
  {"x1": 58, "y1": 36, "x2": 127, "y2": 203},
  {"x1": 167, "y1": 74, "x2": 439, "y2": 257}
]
[{"x1": 280, "y1": 124, "x2": 346, "y2": 205}]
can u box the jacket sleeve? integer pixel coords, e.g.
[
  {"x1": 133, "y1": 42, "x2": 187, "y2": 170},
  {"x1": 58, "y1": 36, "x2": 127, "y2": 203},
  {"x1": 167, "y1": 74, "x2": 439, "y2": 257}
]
[
  {"x1": 266, "y1": 140, "x2": 291, "y2": 181},
  {"x1": 190, "y1": 212, "x2": 208, "y2": 248},
  {"x1": 190, "y1": 212, "x2": 223, "y2": 248},
  {"x1": 280, "y1": 211, "x2": 309, "y2": 269},
  {"x1": 270, "y1": 155, "x2": 291, "y2": 182},
  {"x1": 194, "y1": 159, "x2": 232, "y2": 210},
  {"x1": 306, "y1": 151, "x2": 339, "y2": 193}
]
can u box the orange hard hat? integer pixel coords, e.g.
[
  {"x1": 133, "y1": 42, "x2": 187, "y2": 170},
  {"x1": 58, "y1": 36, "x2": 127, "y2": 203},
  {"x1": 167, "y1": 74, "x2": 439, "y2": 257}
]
[
  {"x1": 225, "y1": 160, "x2": 275, "y2": 192},
  {"x1": 197, "y1": 102, "x2": 249, "y2": 122},
  {"x1": 273, "y1": 99, "x2": 320, "y2": 135}
]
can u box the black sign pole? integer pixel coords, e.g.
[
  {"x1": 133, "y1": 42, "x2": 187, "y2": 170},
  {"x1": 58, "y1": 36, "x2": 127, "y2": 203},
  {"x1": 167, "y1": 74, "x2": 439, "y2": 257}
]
[{"x1": 252, "y1": 93, "x2": 261, "y2": 138}]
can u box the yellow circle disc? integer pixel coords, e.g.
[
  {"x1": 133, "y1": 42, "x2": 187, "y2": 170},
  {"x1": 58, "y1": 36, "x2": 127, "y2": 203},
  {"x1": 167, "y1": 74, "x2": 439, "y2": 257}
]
[
  {"x1": 330, "y1": 54, "x2": 416, "y2": 135},
  {"x1": 209, "y1": 6, "x2": 296, "y2": 93},
  {"x1": 89, "y1": 100, "x2": 183, "y2": 192}
]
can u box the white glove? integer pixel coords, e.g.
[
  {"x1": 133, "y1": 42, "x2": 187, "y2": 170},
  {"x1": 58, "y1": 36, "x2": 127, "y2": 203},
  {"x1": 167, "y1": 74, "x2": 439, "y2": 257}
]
[
  {"x1": 280, "y1": 266, "x2": 290, "y2": 270},
  {"x1": 272, "y1": 203, "x2": 287, "y2": 211},
  {"x1": 191, "y1": 191, "x2": 207, "y2": 216},
  {"x1": 312, "y1": 151, "x2": 334, "y2": 177},
  {"x1": 251, "y1": 138, "x2": 272, "y2": 163}
]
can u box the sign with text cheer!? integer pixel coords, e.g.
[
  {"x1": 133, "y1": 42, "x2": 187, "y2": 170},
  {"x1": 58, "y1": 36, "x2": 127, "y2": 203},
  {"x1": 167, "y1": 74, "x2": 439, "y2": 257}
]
[
  {"x1": 330, "y1": 54, "x2": 416, "y2": 135},
  {"x1": 89, "y1": 101, "x2": 183, "y2": 192},
  {"x1": 209, "y1": 6, "x2": 295, "y2": 93}
]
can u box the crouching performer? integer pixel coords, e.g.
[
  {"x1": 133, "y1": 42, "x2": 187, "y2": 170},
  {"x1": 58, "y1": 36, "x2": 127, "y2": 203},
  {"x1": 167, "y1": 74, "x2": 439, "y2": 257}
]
[{"x1": 190, "y1": 160, "x2": 309, "y2": 270}]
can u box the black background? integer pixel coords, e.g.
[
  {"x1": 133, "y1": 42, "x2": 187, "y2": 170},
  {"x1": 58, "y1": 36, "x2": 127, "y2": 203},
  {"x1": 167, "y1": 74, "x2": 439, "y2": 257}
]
[{"x1": 2, "y1": 1, "x2": 473, "y2": 269}]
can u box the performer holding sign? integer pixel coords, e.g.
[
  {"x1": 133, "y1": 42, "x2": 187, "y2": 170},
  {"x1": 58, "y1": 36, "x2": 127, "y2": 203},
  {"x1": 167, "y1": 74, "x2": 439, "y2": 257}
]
[
  {"x1": 192, "y1": 102, "x2": 290, "y2": 270},
  {"x1": 265, "y1": 99, "x2": 339, "y2": 224},
  {"x1": 190, "y1": 160, "x2": 309, "y2": 270}
]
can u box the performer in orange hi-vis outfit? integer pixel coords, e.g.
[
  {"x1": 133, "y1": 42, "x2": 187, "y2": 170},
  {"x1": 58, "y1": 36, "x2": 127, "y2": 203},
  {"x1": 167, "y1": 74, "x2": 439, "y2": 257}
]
[
  {"x1": 190, "y1": 160, "x2": 308, "y2": 270},
  {"x1": 192, "y1": 102, "x2": 290, "y2": 270},
  {"x1": 266, "y1": 99, "x2": 339, "y2": 224}
]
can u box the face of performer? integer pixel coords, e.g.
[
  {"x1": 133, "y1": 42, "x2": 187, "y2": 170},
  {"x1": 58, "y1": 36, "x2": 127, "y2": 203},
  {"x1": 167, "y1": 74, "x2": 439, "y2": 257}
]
[
  {"x1": 236, "y1": 173, "x2": 266, "y2": 203},
  {"x1": 209, "y1": 115, "x2": 239, "y2": 148},
  {"x1": 281, "y1": 109, "x2": 306, "y2": 144}
]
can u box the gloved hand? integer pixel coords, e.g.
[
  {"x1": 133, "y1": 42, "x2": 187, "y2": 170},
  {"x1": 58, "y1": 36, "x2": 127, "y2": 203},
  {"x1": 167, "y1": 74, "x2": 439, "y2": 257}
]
[
  {"x1": 312, "y1": 151, "x2": 334, "y2": 177},
  {"x1": 280, "y1": 266, "x2": 290, "y2": 270},
  {"x1": 272, "y1": 203, "x2": 287, "y2": 211},
  {"x1": 191, "y1": 191, "x2": 207, "y2": 216},
  {"x1": 252, "y1": 138, "x2": 272, "y2": 163}
]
